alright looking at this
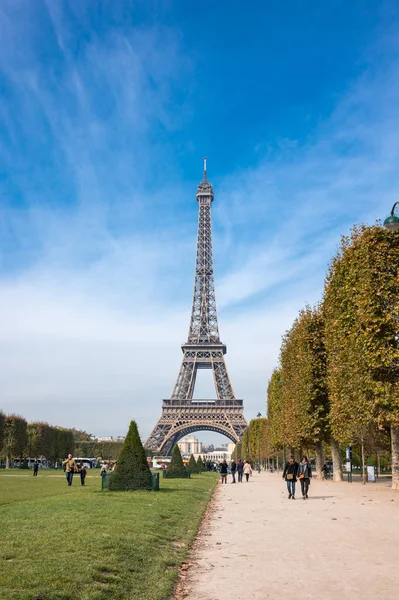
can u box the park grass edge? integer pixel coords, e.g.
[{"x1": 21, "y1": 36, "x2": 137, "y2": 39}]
[{"x1": 167, "y1": 473, "x2": 220, "y2": 600}]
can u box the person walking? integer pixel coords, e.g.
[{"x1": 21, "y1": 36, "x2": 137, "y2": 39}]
[
  {"x1": 243, "y1": 461, "x2": 252, "y2": 482},
  {"x1": 62, "y1": 454, "x2": 79, "y2": 487},
  {"x1": 80, "y1": 464, "x2": 87, "y2": 486},
  {"x1": 230, "y1": 460, "x2": 237, "y2": 483},
  {"x1": 297, "y1": 456, "x2": 312, "y2": 499},
  {"x1": 33, "y1": 459, "x2": 39, "y2": 477},
  {"x1": 220, "y1": 460, "x2": 228, "y2": 484},
  {"x1": 237, "y1": 459, "x2": 244, "y2": 483},
  {"x1": 282, "y1": 456, "x2": 298, "y2": 499}
]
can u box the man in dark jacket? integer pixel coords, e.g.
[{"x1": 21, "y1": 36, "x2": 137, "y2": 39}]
[
  {"x1": 230, "y1": 460, "x2": 237, "y2": 483},
  {"x1": 282, "y1": 456, "x2": 299, "y2": 499},
  {"x1": 236, "y1": 459, "x2": 244, "y2": 483}
]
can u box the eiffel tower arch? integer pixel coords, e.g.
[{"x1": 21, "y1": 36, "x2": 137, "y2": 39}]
[{"x1": 145, "y1": 160, "x2": 247, "y2": 455}]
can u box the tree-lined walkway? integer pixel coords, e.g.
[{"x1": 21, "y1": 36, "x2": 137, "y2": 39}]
[{"x1": 179, "y1": 471, "x2": 399, "y2": 600}]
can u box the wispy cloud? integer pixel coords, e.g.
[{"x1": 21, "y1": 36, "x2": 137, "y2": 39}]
[{"x1": 1, "y1": 4, "x2": 399, "y2": 438}]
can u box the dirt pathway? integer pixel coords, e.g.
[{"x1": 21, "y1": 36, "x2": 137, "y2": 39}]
[{"x1": 178, "y1": 471, "x2": 399, "y2": 600}]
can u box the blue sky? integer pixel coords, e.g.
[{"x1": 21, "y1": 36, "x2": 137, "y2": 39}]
[{"x1": 1, "y1": 1, "x2": 399, "y2": 442}]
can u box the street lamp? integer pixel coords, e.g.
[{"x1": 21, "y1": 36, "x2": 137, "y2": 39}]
[
  {"x1": 383, "y1": 202, "x2": 399, "y2": 231},
  {"x1": 257, "y1": 412, "x2": 262, "y2": 474}
]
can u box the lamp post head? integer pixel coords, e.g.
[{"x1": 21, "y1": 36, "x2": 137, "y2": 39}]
[
  {"x1": 383, "y1": 214, "x2": 399, "y2": 231},
  {"x1": 384, "y1": 202, "x2": 399, "y2": 231},
  {"x1": 256, "y1": 412, "x2": 262, "y2": 418}
]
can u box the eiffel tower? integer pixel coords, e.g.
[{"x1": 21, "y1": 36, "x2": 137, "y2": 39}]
[{"x1": 145, "y1": 160, "x2": 247, "y2": 455}]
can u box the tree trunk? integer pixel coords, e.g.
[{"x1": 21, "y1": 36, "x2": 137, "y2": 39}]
[
  {"x1": 361, "y1": 438, "x2": 366, "y2": 484},
  {"x1": 276, "y1": 454, "x2": 279, "y2": 472},
  {"x1": 391, "y1": 425, "x2": 399, "y2": 491},
  {"x1": 330, "y1": 438, "x2": 343, "y2": 482},
  {"x1": 377, "y1": 453, "x2": 381, "y2": 477},
  {"x1": 5, "y1": 453, "x2": 10, "y2": 469},
  {"x1": 314, "y1": 441, "x2": 324, "y2": 479}
]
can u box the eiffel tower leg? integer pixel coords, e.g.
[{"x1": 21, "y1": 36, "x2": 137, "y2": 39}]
[
  {"x1": 212, "y1": 357, "x2": 235, "y2": 400},
  {"x1": 145, "y1": 417, "x2": 172, "y2": 453},
  {"x1": 171, "y1": 359, "x2": 197, "y2": 400}
]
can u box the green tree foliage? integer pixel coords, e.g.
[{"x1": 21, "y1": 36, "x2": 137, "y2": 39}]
[
  {"x1": 75, "y1": 440, "x2": 123, "y2": 460},
  {"x1": 0, "y1": 413, "x2": 79, "y2": 465},
  {"x1": 165, "y1": 444, "x2": 189, "y2": 478},
  {"x1": 27, "y1": 423, "x2": 54, "y2": 458},
  {"x1": 4, "y1": 415, "x2": 28, "y2": 466},
  {"x1": 0, "y1": 411, "x2": 5, "y2": 451},
  {"x1": 196, "y1": 455, "x2": 205, "y2": 472},
  {"x1": 241, "y1": 419, "x2": 270, "y2": 463},
  {"x1": 267, "y1": 369, "x2": 284, "y2": 451},
  {"x1": 323, "y1": 224, "x2": 399, "y2": 487},
  {"x1": 53, "y1": 428, "x2": 75, "y2": 461},
  {"x1": 70, "y1": 429, "x2": 93, "y2": 442},
  {"x1": 187, "y1": 454, "x2": 199, "y2": 473},
  {"x1": 109, "y1": 421, "x2": 152, "y2": 491},
  {"x1": 231, "y1": 442, "x2": 242, "y2": 461},
  {"x1": 278, "y1": 305, "x2": 329, "y2": 451}
]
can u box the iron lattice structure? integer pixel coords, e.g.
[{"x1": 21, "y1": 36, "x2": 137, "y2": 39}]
[{"x1": 145, "y1": 161, "x2": 247, "y2": 455}]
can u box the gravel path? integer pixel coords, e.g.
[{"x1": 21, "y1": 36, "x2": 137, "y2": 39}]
[{"x1": 177, "y1": 471, "x2": 399, "y2": 600}]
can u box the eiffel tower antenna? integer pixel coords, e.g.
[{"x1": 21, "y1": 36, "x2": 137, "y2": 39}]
[{"x1": 145, "y1": 160, "x2": 247, "y2": 455}]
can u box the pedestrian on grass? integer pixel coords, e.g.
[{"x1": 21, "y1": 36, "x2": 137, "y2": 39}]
[
  {"x1": 282, "y1": 456, "x2": 298, "y2": 499},
  {"x1": 220, "y1": 460, "x2": 228, "y2": 484},
  {"x1": 297, "y1": 456, "x2": 312, "y2": 499},
  {"x1": 230, "y1": 459, "x2": 237, "y2": 483},
  {"x1": 237, "y1": 459, "x2": 244, "y2": 483},
  {"x1": 80, "y1": 464, "x2": 87, "y2": 486},
  {"x1": 243, "y1": 461, "x2": 252, "y2": 482},
  {"x1": 62, "y1": 454, "x2": 79, "y2": 487},
  {"x1": 33, "y1": 459, "x2": 39, "y2": 477}
]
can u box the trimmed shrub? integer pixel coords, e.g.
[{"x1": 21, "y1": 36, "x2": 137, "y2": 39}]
[
  {"x1": 188, "y1": 454, "x2": 199, "y2": 474},
  {"x1": 108, "y1": 421, "x2": 152, "y2": 491},
  {"x1": 164, "y1": 444, "x2": 189, "y2": 478},
  {"x1": 196, "y1": 455, "x2": 205, "y2": 472}
]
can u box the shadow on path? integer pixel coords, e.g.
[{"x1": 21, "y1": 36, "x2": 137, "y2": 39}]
[{"x1": 306, "y1": 495, "x2": 335, "y2": 500}]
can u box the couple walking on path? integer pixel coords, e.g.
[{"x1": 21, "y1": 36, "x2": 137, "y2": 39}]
[{"x1": 283, "y1": 455, "x2": 312, "y2": 499}]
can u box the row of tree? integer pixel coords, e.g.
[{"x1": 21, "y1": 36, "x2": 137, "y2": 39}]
[
  {"x1": 0, "y1": 412, "x2": 76, "y2": 467},
  {"x1": 265, "y1": 223, "x2": 399, "y2": 489},
  {"x1": 74, "y1": 440, "x2": 123, "y2": 460}
]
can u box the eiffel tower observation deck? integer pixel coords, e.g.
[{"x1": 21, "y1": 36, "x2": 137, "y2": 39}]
[{"x1": 145, "y1": 160, "x2": 247, "y2": 455}]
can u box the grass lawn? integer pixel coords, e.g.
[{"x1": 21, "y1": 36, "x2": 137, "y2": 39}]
[{"x1": 0, "y1": 469, "x2": 218, "y2": 600}]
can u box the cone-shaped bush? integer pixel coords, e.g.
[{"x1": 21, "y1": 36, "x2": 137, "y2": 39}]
[
  {"x1": 165, "y1": 444, "x2": 189, "y2": 478},
  {"x1": 188, "y1": 453, "x2": 199, "y2": 473},
  {"x1": 109, "y1": 421, "x2": 152, "y2": 491},
  {"x1": 169, "y1": 443, "x2": 184, "y2": 469},
  {"x1": 196, "y1": 455, "x2": 205, "y2": 472}
]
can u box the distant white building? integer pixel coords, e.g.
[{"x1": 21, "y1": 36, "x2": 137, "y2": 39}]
[
  {"x1": 97, "y1": 436, "x2": 114, "y2": 442},
  {"x1": 195, "y1": 442, "x2": 236, "y2": 463},
  {"x1": 178, "y1": 435, "x2": 202, "y2": 456}
]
